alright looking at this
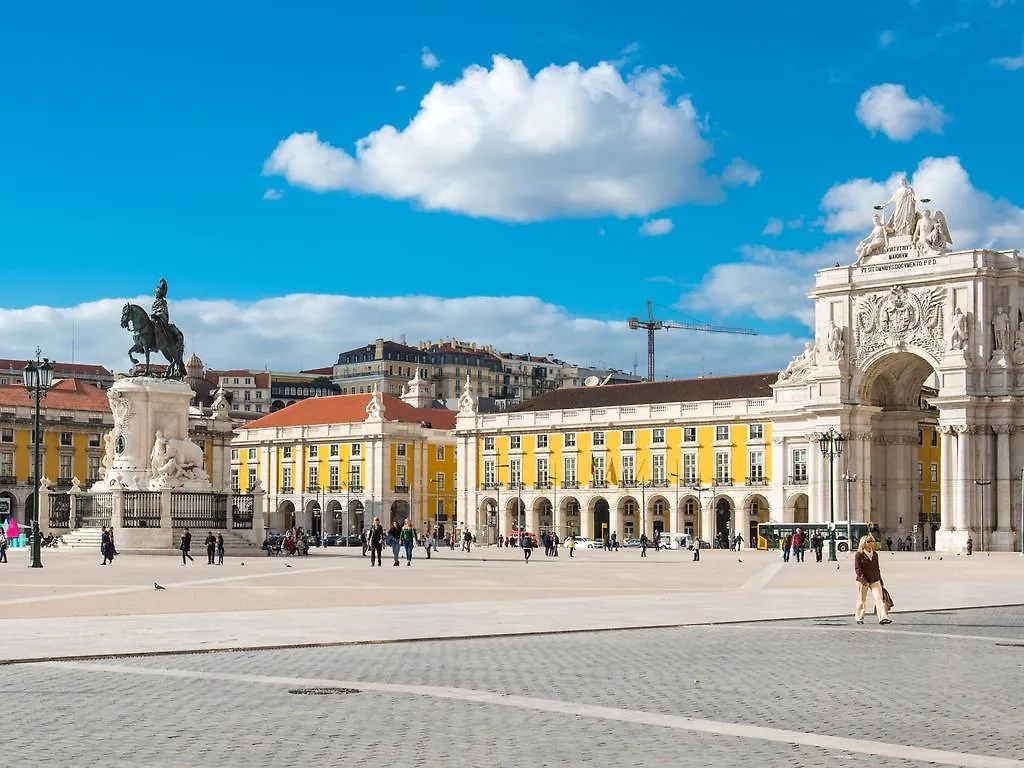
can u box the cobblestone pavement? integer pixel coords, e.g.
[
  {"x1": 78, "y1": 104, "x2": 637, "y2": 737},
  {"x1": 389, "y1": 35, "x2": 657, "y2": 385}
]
[{"x1": 4, "y1": 606, "x2": 1022, "y2": 767}]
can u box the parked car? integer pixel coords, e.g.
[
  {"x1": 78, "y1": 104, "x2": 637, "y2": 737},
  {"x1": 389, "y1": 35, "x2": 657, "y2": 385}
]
[{"x1": 621, "y1": 538, "x2": 643, "y2": 548}]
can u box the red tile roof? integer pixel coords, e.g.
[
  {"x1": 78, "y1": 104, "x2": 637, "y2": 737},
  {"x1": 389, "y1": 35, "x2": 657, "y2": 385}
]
[
  {"x1": 0, "y1": 378, "x2": 111, "y2": 412},
  {"x1": 0, "y1": 359, "x2": 112, "y2": 376},
  {"x1": 242, "y1": 393, "x2": 456, "y2": 431},
  {"x1": 300, "y1": 366, "x2": 334, "y2": 375}
]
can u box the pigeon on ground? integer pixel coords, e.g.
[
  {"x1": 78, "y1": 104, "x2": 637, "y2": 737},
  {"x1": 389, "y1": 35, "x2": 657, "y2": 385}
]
[
  {"x1": 939, "y1": 557, "x2": 943, "y2": 561},
  {"x1": 836, "y1": 565, "x2": 840, "y2": 570},
  {"x1": 240, "y1": 562, "x2": 244, "y2": 566},
  {"x1": 154, "y1": 582, "x2": 166, "y2": 590},
  {"x1": 285, "y1": 564, "x2": 292, "y2": 568},
  {"x1": 738, "y1": 559, "x2": 743, "y2": 563}
]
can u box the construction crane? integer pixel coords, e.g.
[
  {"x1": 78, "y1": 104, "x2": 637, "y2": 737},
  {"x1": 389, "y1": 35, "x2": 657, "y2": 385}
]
[{"x1": 628, "y1": 300, "x2": 757, "y2": 382}]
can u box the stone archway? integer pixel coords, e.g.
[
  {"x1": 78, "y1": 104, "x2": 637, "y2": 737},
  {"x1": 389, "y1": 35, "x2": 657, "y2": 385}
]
[
  {"x1": 617, "y1": 496, "x2": 639, "y2": 539},
  {"x1": 533, "y1": 497, "x2": 553, "y2": 533},
  {"x1": 560, "y1": 496, "x2": 581, "y2": 537},
  {"x1": 325, "y1": 499, "x2": 343, "y2": 534},
  {"x1": 347, "y1": 499, "x2": 365, "y2": 534},
  {"x1": 680, "y1": 495, "x2": 700, "y2": 539},
  {"x1": 787, "y1": 493, "x2": 808, "y2": 524},
  {"x1": 390, "y1": 499, "x2": 409, "y2": 526},
  {"x1": 743, "y1": 494, "x2": 770, "y2": 548},
  {"x1": 714, "y1": 496, "x2": 733, "y2": 548},
  {"x1": 276, "y1": 499, "x2": 295, "y2": 532},
  {"x1": 589, "y1": 497, "x2": 610, "y2": 542}
]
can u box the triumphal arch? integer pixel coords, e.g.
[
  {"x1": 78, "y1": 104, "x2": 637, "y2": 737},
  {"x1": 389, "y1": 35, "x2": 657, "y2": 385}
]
[{"x1": 770, "y1": 179, "x2": 1021, "y2": 552}]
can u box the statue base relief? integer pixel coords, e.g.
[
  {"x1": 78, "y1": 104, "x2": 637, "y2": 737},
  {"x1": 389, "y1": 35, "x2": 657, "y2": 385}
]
[{"x1": 92, "y1": 375, "x2": 213, "y2": 493}]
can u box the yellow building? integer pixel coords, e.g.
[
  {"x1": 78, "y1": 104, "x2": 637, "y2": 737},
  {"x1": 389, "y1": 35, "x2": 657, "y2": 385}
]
[
  {"x1": 456, "y1": 373, "x2": 783, "y2": 545},
  {"x1": 233, "y1": 375, "x2": 457, "y2": 537},
  {"x1": 456, "y1": 372, "x2": 946, "y2": 547}
]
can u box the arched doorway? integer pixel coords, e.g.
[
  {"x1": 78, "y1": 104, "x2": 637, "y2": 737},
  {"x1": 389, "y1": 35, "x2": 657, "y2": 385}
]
[
  {"x1": 479, "y1": 497, "x2": 497, "y2": 542},
  {"x1": 788, "y1": 493, "x2": 809, "y2": 524},
  {"x1": 276, "y1": 500, "x2": 295, "y2": 532},
  {"x1": 390, "y1": 500, "x2": 409, "y2": 526},
  {"x1": 305, "y1": 498, "x2": 322, "y2": 537},
  {"x1": 744, "y1": 494, "x2": 770, "y2": 547},
  {"x1": 507, "y1": 497, "x2": 525, "y2": 535},
  {"x1": 650, "y1": 496, "x2": 669, "y2": 535},
  {"x1": 714, "y1": 496, "x2": 733, "y2": 548},
  {"x1": 617, "y1": 496, "x2": 638, "y2": 539},
  {"x1": 680, "y1": 495, "x2": 700, "y2": 539},
  {"x1": 348, "y1": 500, "x2": 365, "y2": 535},
  {"x1": 560, "y1": 497, "x2": 580, "y2": 537},
  {"x1": 591, "y1": 498, "x2": 610, "y2": 542},
  {"x1": 534, "y1": 497, "x2": 553, "y2": 533},
  {"x1": 325, "y1": 499, "x2": 343, "y2": 534}
]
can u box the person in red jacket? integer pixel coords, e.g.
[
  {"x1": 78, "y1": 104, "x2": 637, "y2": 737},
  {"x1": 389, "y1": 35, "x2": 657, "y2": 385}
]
[{"x1": 791, "y1": 527, "x2": 806, "y2": 563}]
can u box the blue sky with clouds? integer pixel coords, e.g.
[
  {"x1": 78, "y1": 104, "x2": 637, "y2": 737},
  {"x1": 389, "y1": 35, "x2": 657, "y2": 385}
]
[{"x1": 2, "y1": 0, "x2": 1024, "y2": 376}]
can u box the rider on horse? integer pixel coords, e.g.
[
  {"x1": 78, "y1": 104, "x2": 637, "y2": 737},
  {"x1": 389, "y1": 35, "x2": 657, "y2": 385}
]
[{"x1": 151, "y1": 278, "x2": 172, "y2": 352}]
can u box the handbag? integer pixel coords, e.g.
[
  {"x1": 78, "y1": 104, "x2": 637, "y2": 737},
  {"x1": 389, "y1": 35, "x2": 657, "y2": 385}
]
[{"x1": 881, "y1": 586, "x2": 894, "y2": 610}]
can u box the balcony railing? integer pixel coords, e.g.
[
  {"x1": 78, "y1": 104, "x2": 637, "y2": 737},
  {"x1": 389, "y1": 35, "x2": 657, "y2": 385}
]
[
  {"x1": 561, "y1": 481, "x2": 579, "y2": 489},
  {"x1": 591, "y1": 480, "x2": 608, "y2": 489},
  {"x1": 534, "y1": 481, "x2": 551, "y2": 490},
  {"x1": 307, "y1": 484, "x2": 320, "y2": 493},
  {"x1": 482, "y1": 482, "x2": 499, "y2": 491},
  {"x1": 281, "y1": 485, "x2": 294, "y2": 494},
  {"x1": 0, "y1": 475, "x2": 17, "y2": 485},
  {"x1": 788, "y1": 475, "x2": 809, "y2": 485},
  {"x1": 348, "y1": 484, "x2": 363, "y2": 493},
  {"x1": 328, "y1": 485, "x2": 341, "y2": 492},
  {"x1": 394, "y1": 485, "x2": 409, "y2": 494},
  {"x1": 714, "y1": 478, "x2": 733, "y2": 486},
  {"x1": 747, "y1": 478, "x2": 769, "y2": 486}
]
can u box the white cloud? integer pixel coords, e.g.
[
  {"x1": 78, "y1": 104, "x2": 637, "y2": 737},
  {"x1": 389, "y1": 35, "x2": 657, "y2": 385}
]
[
  {"x1": 721, "y1": 158, "x2": 760, "y2": 187},
  {"x1": 879, "y1": 30, "x2": 894, "y2": 48},
  {"x1": 639, "y1": 218, "x2": 673, "y2": 236},
  {"x1": 395, "y1": 84, "x2": 407, "y2": 92},
  {"x1": 992, "y1": 53, "x2": 1024, "y2": 70},
  {"x1": 761, "y1": 218, "x2": 784, "y2": 236},
  {"x1": 0, "y1": 294, "x2": 796, "y2": 381},
  {"x1": 421, "y1": 47, "x2": 440, "y2": 70},
  {"x1": 262, "y1": 188, "x2": 283, "y2": 201},
  {"x1": 264, "y1": 55, "x2": 730, "y2": 222},
  {"x1": 855, "y1": 83, "x2": 949, "y2": 141},
  {"x1": 682, "y1": 157, "x2": 1024, "y2": 327}
]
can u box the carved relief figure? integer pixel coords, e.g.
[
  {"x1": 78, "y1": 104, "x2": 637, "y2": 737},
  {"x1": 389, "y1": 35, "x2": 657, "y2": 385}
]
[
  {"x1": 912, "y1": 209, "x2": 953, "y2": 250},
  {"x1": 992, "y1": 306, "x2": 1011, "y2": 351},
  {"x1": 855, "y1": 214, "x2": 888, "y2": 262},
  {"x1": 150, "y1": 430, "x2": 208, "y2": 486},
  {"x1": 100, "y1": 431, "x2": 114, "y2": 473},
  {"x1": 854, "y1": 285, "x2": 944, "y2": 363},
  {"x1": 778, "y1": 341, "x2": 817, "y2": 382},
  {"x1": 949, "y1": 307, "x2": 969, "y2": 351},
  {"x1": 827, "y1": 321, "x2": 845, "y2": 361}
]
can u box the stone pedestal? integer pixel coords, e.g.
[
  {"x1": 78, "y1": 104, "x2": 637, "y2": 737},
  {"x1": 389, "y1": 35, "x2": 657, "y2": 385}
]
[
  {"x1": 935, "y1": 528, "x2": 972, "y2": 553},
  {"x1": 95, "y1": 376, "x2": 212, "y2": 492}
]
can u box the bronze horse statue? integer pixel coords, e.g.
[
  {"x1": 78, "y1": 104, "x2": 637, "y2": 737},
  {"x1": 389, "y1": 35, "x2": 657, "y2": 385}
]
[{"x1": 120, "y1": 303, "x2": 186, "y2": 378}]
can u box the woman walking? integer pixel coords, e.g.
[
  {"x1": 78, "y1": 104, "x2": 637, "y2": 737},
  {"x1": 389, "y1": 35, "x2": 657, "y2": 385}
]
[
  {"x1": 400, "y1": 519, "x2": 415, "y2": 565},
  {"x1": 567, "y1": 534, "x2": 576, "y2": 557},
  {"x1": 388, "y1": 521, "x2": 402, "y2": 566},
  {"x1": 367, "y1": 516, "x2": 384, "y2": 566},
  {"x1": 216, "y1": 533, "x2": 225, "y2": 565},
  {"x1": 854, "y1": 535, "x2": 892, "y2": 625}
]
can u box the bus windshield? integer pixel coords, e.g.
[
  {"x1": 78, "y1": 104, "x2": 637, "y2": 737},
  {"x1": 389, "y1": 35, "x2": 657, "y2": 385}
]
[{"x1": 756, "y1": 521, "x2": 878, "y2": 553}]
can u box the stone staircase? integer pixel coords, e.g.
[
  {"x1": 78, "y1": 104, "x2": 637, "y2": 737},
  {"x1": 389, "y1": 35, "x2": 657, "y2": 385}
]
[{"x1": 59, "y1": 527, "x2": 260, "y2": 552}]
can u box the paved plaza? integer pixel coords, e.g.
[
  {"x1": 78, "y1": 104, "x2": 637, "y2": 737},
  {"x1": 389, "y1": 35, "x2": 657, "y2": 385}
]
[{"x1": 1, "y1": 546, "x2": 1023, "y2": 766}]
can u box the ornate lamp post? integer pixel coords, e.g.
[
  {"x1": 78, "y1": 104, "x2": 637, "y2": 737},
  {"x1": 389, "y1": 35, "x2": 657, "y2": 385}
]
[
  {"x1": 818, "y1": 428, "x2": 845, "y2": 562},
  {"x1": 974, "y1": 479, "x2": 991, "y2": 552},
  {"x1": 23, "y1": 350, "x2": 53, "y2": 569}
]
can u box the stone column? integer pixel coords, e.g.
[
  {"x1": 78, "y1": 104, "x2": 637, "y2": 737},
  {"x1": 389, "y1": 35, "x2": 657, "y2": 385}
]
[
  {"x1": 68, "y1": 483, "x2": 80, "y2": 530},
  {"x1": 527, "y1": 496, "x2": 540, "y2": 536},
  {"x1": 955, "y1": 426, "x2": 971, "y2": 531},
  {"x1": 995, "y1": 426, "x2": 1013, "y2": 533},
  {"x1": 112, "y1": 486, "x2": 125, "y2": 531},
  {"x1": 940, "y1": 426, "x2": 955, "y2": 530},
  {"x1": 38, "y1": 481, "x2": 51, "y2": 534},
  {"x1": 609, "y1": 499, "x2": 621, "y2": 542},
  {"x1": 700, "y1": 494, "x2": 714, "y2": 544}
]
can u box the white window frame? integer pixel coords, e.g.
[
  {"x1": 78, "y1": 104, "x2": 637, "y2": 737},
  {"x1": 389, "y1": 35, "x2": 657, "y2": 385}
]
[
  {"x1": 749, "y1": 423, "x2": 764, "y2": 440},
  {"x1": 396, "y1": 444, "x2": 407, "y2": 457},
  {"x1": 564, "y1": 432, "x2": 577, "y2": 448},
  {"x1": 715, "y1": 425, "x2": 730, "y2": 442},
  {"x1": 622, "y1": 430, "x2": 634, "y2": 446},
  {"x1": 682, "y1": 452, "x2": 698, "y2": 485},
  {"x1": 683, "y1": 427, "x2": 697, "y2": 443},
  {"x1": 483, "y1": 436, "x2": 495, "y2": 451},
  {"x1": 483, "y1": 460, "x2": 496, "y2": 488},
  {"x1": 564, "y1": 456, "x2": 577, "y2": 485},
  {"x1": 652, "y1": 428, "x2": 665, "y2": 444},
  {"x1": 715, "y1": 451, "x2": 730, "y2": 483},
  {"x1": 652, "y1": 454, "x2": 666, "y2": 484},
  {"x1": 621, "y1": 455, "x2": 635, "y2": 486},
  {"x1": 329, "y1": 444, "x2": 339, "y2": 457},
  {"x1": 748, "y1": 450, "x2": 764, "y2": 482},
  {"x1": 509, "y1": 435, "x2": 522, "y2": 450},
  {"x1": 351, "y1": 443, "x2": 361, "y2": 456},
  {"x1": 436, "y1": 445, "x2": 445, "y2": 461},
  {"x1": 930, "y1": 463, "x2": 938, "y2": 482},
  {"x1": 792, "y1": 448, "x2": 808, "y2": 481},
  {"x1": 536, "y1": 434, "x2": 549, "y2": 449},
  {"x1": 592, "y1": 454, "x2": 606, "y2": 485},
  {"x1": 282, "y1": 466, "x2": 292, "y2": 490},
  {"x1": 536, "y1": 457, "x2": 549, "y2": 486},
  {"x1": 592, "y1": 431, "x2": 605, "y2": 447},
  {"x1": 509, "y1": 458, "x2": 522, "y2": 488}
]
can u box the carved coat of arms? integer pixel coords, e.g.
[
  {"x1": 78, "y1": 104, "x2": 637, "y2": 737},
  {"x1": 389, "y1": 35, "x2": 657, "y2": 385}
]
[{"x1": 854, "y1": 285, "x2": 944, "y2": 363}]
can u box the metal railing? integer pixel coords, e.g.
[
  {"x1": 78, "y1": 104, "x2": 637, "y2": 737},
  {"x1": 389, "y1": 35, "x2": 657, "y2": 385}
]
[
  {"x1": 232, "y1": 494, "x2": 255, "y2": 530},
  {"x1": 788, "y1": 475, "x2": 809, "y2": 485},
  {"x1": 171, "y1": 492, "x2": 227, "y2": 529},
  {"x1": 394, "y1": 485, "x2": 409, "y2": 493},
  {"x1": 348, "y1": 484, "x2": 363, "y2": 493},
  {"x1": 0, "y1": 475, "x2": 16, "y2": 484},
  {"x1": 49, "y1": 492, "x2": 71, "y2": 528},
  {"x1": 123, "y1": 491, "x2": 162, "y2": 528},
  {"x1": 78, "y1": 492, "x2": 113, "y2": 528}
]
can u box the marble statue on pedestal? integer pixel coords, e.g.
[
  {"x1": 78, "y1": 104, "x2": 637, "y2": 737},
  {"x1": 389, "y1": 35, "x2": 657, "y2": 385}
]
[
  {"x1": 855, "y1": 214, "x2": 888, "y2": 263},
  {"x1": 949, "y1": 307, "x2": 969, "y2": 351},
  {"x1": 877, "y1": 177, "x2": 917, "y2": 236},
  {"x1": 150, "y1": 430, "x2": 209, "y2": 488},
  {"x1": 120, "y1": 277, "x2": 187, "y2": 378}
]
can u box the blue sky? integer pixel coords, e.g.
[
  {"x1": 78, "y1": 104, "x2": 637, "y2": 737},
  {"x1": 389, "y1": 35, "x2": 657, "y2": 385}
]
[{"x1": 2, "y1": 0, "x2": 1024, "y2": 376}]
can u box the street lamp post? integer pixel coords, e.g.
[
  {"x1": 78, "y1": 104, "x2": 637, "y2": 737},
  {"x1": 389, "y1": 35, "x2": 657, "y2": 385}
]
[
  {"x1": 817, "y1": 428, "x2": 845, "y2": 562},
  {"x1": 974, "y1": 479, "x2": 991, "y2": 552},
  {"x1": 23, "y1": 350, "x2": 53, "y2": 569},
  {"x1": 842, "y1": 472, "x2": 857, "y2": 551}
]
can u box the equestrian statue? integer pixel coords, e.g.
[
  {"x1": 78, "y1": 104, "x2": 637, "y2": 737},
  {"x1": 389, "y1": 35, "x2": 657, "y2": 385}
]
[{"x1": 120, "y1": 278, "x2": 186, "y2": 378}]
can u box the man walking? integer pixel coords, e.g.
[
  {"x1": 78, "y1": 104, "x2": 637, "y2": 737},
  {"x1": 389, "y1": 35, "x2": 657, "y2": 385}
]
[
  {"x1": 367, "y1": 516, "x2": 384, "y2": 566},
  {"x1": 640, "y1": 532, "x2": 648, "y2": 558},
  {"x1": 462, "y1": 528, "x2": 472, "y2": 553},
  {"x1": 100, "y1": 526, "x2": 112, "y2": 565},
  {"x1": 522, "y1": 533, "x2": 533, "y2": 563},
  {"x1": 180, "y1": 527, "x2": 194, "y2": 565},
  {"x1": 205, "y1": 531, "x2": 216, "y2": 565}
]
